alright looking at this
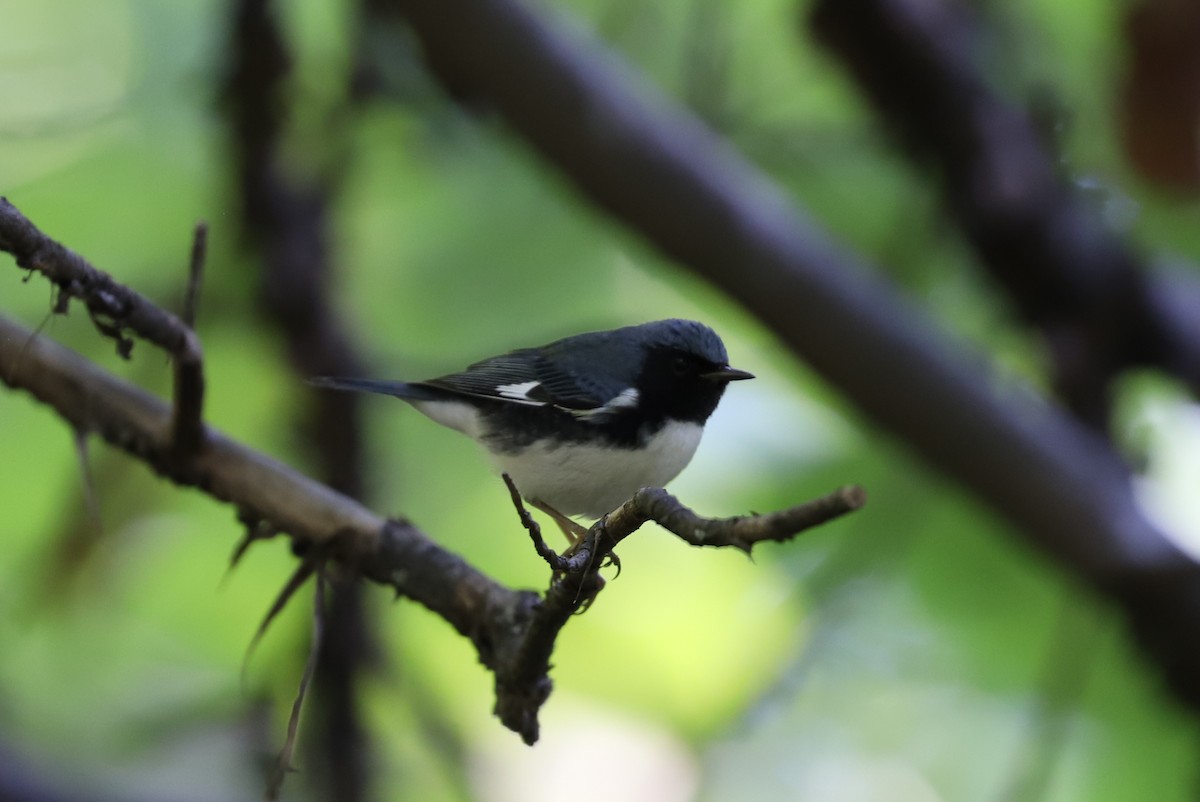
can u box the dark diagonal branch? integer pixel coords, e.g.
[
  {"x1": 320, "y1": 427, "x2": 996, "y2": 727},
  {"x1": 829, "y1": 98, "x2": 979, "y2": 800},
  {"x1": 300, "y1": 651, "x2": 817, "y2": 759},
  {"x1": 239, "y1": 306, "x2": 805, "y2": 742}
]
[
  {"x1": 808, "y1": 0, "x2": 1197, "y2": 430},
  {"x1": 0, "y1": 198, "x2": 206, "y2": 457},
  {"x1": 384, "y1": 0, "x2": 1200, "y2": 713}
]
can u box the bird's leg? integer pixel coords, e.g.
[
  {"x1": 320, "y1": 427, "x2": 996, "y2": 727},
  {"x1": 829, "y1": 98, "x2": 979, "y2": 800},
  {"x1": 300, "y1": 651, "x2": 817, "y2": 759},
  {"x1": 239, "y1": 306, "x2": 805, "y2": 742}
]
[
  {"x1": 528, "y1": 499, "x2": 589, "y2": 545},
  {"x1": 529, "y1": 498, "x2": 622, "y2": 590}
]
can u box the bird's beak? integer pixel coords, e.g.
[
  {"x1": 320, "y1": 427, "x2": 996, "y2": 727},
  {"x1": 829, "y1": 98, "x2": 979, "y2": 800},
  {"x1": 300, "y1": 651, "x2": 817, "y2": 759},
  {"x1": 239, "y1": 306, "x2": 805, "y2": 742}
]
[{"x1": 702, "y1": 365, "x2": 755, "y2": 382}]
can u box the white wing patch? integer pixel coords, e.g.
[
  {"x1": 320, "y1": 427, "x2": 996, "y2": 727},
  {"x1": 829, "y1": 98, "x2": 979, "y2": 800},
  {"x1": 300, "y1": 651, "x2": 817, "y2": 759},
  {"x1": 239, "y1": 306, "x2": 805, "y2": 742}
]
[
  {"x1": 496, "y1": 380, "x2": 544, "y2": 403},
  {"x1": 571, "y1": 387, "x2": 640, "y2": 421}
]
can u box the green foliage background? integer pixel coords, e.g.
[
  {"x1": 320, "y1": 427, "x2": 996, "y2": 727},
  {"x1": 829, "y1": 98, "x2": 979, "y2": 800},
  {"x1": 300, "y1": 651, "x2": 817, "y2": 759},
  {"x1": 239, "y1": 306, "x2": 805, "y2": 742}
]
[{"x1": 2, "y1": 0, "x2": 1199, "y2": 799}]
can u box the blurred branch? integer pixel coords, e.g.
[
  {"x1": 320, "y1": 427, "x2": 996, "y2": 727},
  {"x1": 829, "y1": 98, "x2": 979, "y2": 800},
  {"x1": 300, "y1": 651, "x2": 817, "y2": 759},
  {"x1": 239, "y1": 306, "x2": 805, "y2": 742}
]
[
  {"x1": 805, "y1": 0, "x2": 1200, "y2": 722},
  {"x1": 222, "y1": 0, "x2": 375, "y2": 796},
  {"x1": 997, "y1": 597, "x2": 1101, "y2": 802},
  {"x1": 1120, "y1": 0, "x2": 1200, "y2": 193},
  {"x1": 383, "y1": 0, "x2": 1200, "y2": 712},
  {"x1": 808, "y1": 0, "x2": 1200, "y2": 430},
  {"x1": 0, "y1": 738, "x2": 222, "y2": 802},
  {"x1": 266, "y1": 568, "x2": 328, "y2": 801}
]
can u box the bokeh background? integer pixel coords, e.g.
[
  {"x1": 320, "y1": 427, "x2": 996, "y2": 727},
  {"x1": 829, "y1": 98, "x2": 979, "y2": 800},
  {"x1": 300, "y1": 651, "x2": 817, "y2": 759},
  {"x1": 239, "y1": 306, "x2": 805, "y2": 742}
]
[{"x1": 3, "y1": 0, "x2": 1200, "y2": 800}]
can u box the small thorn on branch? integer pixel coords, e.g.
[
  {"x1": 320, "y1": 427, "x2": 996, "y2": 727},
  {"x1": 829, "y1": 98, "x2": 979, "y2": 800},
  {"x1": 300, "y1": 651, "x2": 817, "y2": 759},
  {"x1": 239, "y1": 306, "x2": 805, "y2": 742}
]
[{"x1": 229, "y1": 508, "x2": 280, "y2": 571}]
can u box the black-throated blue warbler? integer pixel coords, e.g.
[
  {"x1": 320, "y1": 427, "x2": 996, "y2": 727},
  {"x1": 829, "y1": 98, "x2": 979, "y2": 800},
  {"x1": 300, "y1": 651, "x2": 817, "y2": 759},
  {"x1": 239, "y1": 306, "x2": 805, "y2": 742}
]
[{"x1": 311, "y1": 319, "x2": 752, "y2": 539}]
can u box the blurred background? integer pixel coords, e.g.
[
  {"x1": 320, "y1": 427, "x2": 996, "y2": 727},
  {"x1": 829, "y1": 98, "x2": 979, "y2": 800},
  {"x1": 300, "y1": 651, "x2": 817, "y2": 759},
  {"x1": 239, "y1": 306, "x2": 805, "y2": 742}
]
[{"x1": 2, "y1": 0, "x2": 1200, "y2": 799}]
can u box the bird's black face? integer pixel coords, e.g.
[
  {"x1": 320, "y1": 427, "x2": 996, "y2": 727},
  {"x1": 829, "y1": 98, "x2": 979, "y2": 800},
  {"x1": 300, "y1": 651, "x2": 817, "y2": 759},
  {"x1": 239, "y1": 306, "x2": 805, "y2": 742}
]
[{"x1": 636, "y1": 345, "x2": 753, "y2": 425}]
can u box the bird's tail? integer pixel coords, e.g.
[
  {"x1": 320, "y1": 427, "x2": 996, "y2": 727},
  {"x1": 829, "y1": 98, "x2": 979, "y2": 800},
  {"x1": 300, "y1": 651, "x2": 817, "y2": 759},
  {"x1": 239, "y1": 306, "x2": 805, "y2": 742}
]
[{"x1": 308, "y1": 376, "x2": 439, "y2": 400}]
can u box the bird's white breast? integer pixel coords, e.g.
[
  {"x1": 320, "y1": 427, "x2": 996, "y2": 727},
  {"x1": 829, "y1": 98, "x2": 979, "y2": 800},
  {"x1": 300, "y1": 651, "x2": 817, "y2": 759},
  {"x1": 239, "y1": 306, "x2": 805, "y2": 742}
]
[{"x1": 491, "y1": 420, "x2": 705, "y2": 519}]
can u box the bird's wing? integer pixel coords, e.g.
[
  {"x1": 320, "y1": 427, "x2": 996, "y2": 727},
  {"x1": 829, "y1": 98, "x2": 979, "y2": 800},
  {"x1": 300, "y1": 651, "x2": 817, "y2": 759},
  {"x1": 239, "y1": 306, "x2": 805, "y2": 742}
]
[{"x1": 421, "y1": 349, "x2": 619, "y2": 412}]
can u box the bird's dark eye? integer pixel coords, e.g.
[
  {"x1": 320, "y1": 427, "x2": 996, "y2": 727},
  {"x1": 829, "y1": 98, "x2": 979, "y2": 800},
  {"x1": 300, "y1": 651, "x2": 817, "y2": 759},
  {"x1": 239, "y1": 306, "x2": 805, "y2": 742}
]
[{"x1": 671, "y1": 356, "x2": 691, "y2": 376}]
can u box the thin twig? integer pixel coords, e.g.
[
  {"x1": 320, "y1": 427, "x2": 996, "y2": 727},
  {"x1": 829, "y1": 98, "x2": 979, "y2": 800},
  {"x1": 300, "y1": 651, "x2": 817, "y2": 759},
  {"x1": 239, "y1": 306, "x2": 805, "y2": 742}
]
[
  {"x1": 241, "y1": 547, "x2": 326, "y2": 692},
  {"x1": 548, "y1": 485, "x2": 866, "y2": 577},
  {"x1": 2, "y1": 308, "x2": 52, "y2": 387},
  {"x1": 617, "y1": 484, "x2": 866, "y2": 552},
  {"x1": 502, "y1": 473, "x2": 566, "y2": 571},
  {"x1": 183, "y1": 221, "x2": 208, "y2": 329},
  {"x1": 170, "y1": 223, "x2": 207, "y2": 457},
  {"x1": 266, "y1": 565, "x2": 328, "y2": 800},
  {"x1": 71, "y1": 427, "x2": 102, "y2": 538},
  {"x1": 170, "y1": 330, "x2": 206, "y2": 457}
]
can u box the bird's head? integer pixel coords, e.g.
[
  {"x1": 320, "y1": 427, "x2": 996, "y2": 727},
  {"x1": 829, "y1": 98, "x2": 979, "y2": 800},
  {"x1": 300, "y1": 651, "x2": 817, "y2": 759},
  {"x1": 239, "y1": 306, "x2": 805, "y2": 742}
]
[{"x1": 625, "y1": 319, "x2": 753, "y2": 424}]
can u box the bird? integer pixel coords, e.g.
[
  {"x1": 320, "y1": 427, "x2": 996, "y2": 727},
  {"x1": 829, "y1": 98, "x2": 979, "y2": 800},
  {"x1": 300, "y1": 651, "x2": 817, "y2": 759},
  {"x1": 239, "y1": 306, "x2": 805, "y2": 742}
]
[{"x1": 311, "y1": 319, "x2": 753, "y2": 541}]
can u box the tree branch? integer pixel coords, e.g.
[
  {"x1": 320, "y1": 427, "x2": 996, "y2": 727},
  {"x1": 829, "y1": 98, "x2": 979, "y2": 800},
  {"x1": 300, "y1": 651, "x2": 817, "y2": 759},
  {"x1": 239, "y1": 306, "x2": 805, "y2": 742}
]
[
  {"x1": 808, "y1": 0, "x2": 1199, "y2": 430},
  {"x1": 609, "y1": 485, "x2": 865, "y2": 550},
  {"x1": 0, "y1": 311, "x2": 545, "y2": 737},
  {"x1": 0, "y1": 198, "x2": 206, "y2": 457}
]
